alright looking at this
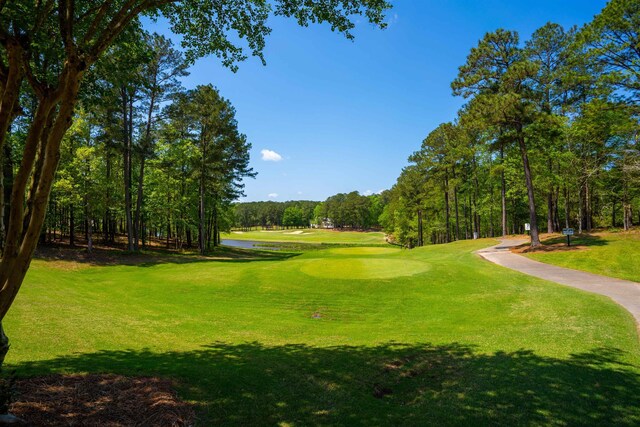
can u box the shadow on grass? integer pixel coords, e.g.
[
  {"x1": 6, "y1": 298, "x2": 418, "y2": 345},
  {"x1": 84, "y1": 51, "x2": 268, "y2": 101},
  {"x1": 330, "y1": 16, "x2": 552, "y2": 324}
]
[
  {"x1": 12, "y1": 342, "x2": 640, "y2": 425},
  {"x1": 34, "y1": 245, "x2": 301, "y2": 268},
  {"x1": 514, "y1": 234, "x2": 608, "y2": 253},
  {"x1": 542, "y1": 233, "x2": 608, "y2": 248}
]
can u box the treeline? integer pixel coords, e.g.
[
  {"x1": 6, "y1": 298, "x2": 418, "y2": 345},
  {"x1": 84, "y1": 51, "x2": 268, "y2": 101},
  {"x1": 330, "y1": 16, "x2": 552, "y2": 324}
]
[
  {"x1": 5, "y1": 32, "x2": 254, "y2": 255},
  {"x1": 315, "y1": 192, "x2": 386, "y2": 229},
  {"x1": 233, "y1": 192, "x2": 387, "y2": 230},
  {"x1": 383, "y1": 0, "x2": 640, "y2": 248},
  {"x1": 234, "y1": 201, "x2": 319, "y2": 229}
]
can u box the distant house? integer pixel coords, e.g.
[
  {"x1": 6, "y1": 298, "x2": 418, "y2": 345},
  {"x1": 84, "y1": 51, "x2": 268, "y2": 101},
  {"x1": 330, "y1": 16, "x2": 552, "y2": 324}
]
[{"x1": 311, "y1": 218, "x2": 334, "y2": 229}]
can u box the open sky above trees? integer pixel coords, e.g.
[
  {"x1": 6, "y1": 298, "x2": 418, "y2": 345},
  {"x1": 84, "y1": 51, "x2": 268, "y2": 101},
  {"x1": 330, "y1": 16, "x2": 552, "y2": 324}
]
[{"x1": 144, "y1": 0, "x2": 607, "y2": 202}]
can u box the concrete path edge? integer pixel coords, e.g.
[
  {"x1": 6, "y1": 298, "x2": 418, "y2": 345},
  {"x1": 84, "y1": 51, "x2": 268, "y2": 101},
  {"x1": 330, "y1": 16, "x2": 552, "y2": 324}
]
[{"x1": 476, "y1": 239, "x2": 640, "y2": 325}]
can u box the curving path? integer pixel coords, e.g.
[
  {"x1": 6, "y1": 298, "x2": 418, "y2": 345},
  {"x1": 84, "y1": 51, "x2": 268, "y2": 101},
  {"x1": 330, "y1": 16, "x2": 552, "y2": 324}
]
[{"x1": 477, "y1": 239, "x2": 640, "y2": 324}]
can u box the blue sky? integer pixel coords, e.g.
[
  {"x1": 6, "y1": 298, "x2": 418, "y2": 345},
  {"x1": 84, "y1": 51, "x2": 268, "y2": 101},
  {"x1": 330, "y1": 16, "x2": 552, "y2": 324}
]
[{"x1": 144, "y1": 0, "x2": 607, "y2": 202}]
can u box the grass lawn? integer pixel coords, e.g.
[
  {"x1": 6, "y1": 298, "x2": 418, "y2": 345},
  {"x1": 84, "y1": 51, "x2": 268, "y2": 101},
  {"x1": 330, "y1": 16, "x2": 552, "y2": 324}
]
[
  {"x1": 5, "y1": 238, "x2": 640, "y2": 425},
  {"x1": 525, "y1": 231, "x2": 640, "y2": 283},
  {"x1": 221, "y1": 228, "x2": 387, "y2": 245}
]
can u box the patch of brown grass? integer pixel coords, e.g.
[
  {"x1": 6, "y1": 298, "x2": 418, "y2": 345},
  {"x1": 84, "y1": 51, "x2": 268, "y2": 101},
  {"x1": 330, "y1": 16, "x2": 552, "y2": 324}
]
[
  {"x1": 10, "y1": 374, "x2": 195, "y2": 426},
  {"x1": 511, "y1": 241, "x2": 587, "y2": 254}
]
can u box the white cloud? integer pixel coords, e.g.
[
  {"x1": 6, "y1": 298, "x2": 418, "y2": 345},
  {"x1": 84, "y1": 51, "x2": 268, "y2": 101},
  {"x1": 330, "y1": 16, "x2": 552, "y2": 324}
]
[
  {"x1": 363, "y1": 190, "x2": 373, "y2": 196},
  {"x1": 261, "y1": 149, "x2": 283, "y2": 162},
  {"x1": 297, "y1": 191, "x2": 303, "y2": 195},
  {"x1": 268, "y1": 193, "x2": 279, "y2": 198}
]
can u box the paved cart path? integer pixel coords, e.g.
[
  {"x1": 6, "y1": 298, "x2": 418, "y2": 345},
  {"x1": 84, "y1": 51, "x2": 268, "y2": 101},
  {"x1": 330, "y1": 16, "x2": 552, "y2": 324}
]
[{"x1": 477, "y1": 239, "x2": 640, "y2": 324}]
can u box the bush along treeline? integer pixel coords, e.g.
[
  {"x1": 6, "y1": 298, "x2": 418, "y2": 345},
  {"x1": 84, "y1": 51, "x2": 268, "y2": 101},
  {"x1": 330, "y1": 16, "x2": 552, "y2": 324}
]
[
  {"x1": 232, "y1": 192, "x2": 388, "y2": 230},
  {"x1": 5, "y1": 32, "x2": 255, "y2": 256},
  {"x1": 383, "y1": 1, "x2": 640, "y2": 248}
]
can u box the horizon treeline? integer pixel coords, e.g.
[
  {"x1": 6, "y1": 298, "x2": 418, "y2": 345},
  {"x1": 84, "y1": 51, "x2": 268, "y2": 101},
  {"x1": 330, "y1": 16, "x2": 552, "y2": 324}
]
[
  {"x1": 233, "y1": 191, "x2": 387, "y2": 230},
  {"x1": 382, "y1": 0, "x2": 640, "y2": 248}
]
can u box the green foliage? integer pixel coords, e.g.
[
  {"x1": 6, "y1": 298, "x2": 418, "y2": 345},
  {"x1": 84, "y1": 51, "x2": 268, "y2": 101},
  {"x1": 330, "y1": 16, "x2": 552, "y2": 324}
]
[{"x1": 386, "y1": 10, "x2": 640, "y2": 246}]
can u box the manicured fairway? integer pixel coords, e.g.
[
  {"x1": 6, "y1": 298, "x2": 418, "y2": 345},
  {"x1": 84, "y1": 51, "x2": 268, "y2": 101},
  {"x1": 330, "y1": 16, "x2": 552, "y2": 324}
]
[
  {"x1": 222, "y1": 228, "x2": 387, "y2": 245},
  {"x1": 526, "y1": 231, "x2": 640, "y2": 283},
  {"x1": 5, "y1": 239, "x2": 640, "y2": 425}
]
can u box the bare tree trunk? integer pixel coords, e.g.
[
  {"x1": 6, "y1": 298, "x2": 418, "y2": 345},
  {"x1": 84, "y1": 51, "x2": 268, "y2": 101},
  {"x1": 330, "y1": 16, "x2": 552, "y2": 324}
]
[
  {"x1": 134, "y1": 88, "x2": 156, "y2": 251},
  {"x1": 198, "y1": 174, "x2": 205, "y2": 255},
  {"x1": 69, "y1": 204, "x2": 75, "y2": 246},
  {"x1": 0, "y1": 142, "x2": 11, "y2": 251},
  {"x1": 444, "y1": 172, "x2": 450, "y2": 243},
  {"x1": 500, "y1": 146, "x2": 507, "y2": 237},
  {"x1": 0, "y1": 65, "x2": 83, "y2": 323},
  {"x1": 585, "y1": 179, "x2": 592, "y2": 232},
  {"x1": 454, "y1": 186, "x2": 460, "y2": 241},
  {"x1": 517, "y1": 132, "x2": 540, "y2": 246},
  {"x1": 417, "y1": 209, "x2": 423, "y2": 247},
  {"x1": 547, "y1": 189, "x2": 554, "y2": 234},
  {"x1": 86, "y1": 199, "x2": 93, "y2": 254},
  {"x1": 472, "y1": 156, "x2": 481, "y2": 238},
  {"x1": 134, "y1": 156, "x2": 145, "y2": 251},
  {"x1": 489, "y1": 182, "x2": 494, "y2": 238},
  {"x1": 121, "y1": 88, "x2": 134, "y2": 252},
  {"x1": 564, "y1": 186, "x2": 570, "y2": 229}
]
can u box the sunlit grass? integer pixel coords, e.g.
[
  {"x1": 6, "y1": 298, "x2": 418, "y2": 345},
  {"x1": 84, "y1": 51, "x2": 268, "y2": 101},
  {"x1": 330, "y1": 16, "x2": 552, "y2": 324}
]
[
  {"x1": 221, "y1": 228, "x2": 386, "y2": 245},
  {"x1": 526, "y1": 230, "x2": 640, "y2": 282},
  {"x1": 5, "y1": 238, "x2": 640, "y2": 424}
]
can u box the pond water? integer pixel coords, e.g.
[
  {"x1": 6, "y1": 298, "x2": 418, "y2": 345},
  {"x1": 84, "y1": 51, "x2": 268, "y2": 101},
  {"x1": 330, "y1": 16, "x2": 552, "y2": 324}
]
[{"x1": 221, "y1": 239, "x2": 283, "y2": 251}]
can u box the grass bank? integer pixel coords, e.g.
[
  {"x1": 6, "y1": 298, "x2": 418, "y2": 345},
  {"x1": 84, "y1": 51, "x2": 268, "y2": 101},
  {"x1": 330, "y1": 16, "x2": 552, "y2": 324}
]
[{"x1": 525, "y1": 231, "x2": 640, "y2": 283}]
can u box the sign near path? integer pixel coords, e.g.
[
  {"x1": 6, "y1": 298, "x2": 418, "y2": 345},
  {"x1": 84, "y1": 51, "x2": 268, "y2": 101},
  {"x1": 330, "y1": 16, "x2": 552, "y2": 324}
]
[{"x1": 562, "y1": 228, "x2": 574, "y2": 246}]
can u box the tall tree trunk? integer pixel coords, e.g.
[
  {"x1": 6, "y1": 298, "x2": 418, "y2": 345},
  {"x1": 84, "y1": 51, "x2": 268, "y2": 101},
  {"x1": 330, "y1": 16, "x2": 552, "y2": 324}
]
[
  {"x1": 489, "y1": 182, "x2": 494, "y2": 238},
  {"x1": 547, "y1": 189, "x2": 554, "y2": 234},
  {"x1": 500, "y1": 146, "x2": 507, "y2": 237},
  {"x1": 121, "y1": 88, "x2": 134, "y2": 251},
  {"x1": 86, "y1": 199, "x2": 93, "y2": 254},
  {"x1": 198, "y1": 174, "x2": 205, "y2": 255},
  {"x1": 454, "y1": 186, "x2": 460, "y2": 241},
  {"x1": 517, "y1": 132, "x2": 540, "y2": 246},
  {"x1": 0, "y1": 142, "x2": 13, "y2": 251},
  {"x1": 212, "y1": 203, "x2": 219, "y2": 247},
  {"x1": 585, "y1": 180, "x2": 592, "y2": 232},
  {"x1": 0, "y1": 65, "x2": 83, "y2": 363},
  {"x1": 417, "y1": 209, "x2": 423, "y2": 247},
  {"x1": 547, "y1": 159, "x2": 554, "y2": 234},
  {"x1": 69, "y1": 204, "x2": 75, "y2": 247},
  {"x1": 444, "y1": 172, "x2": 450, "y2": 243},
  {"x1": 578, "y1": 185, "x2": 584, "y2": 234},
  {"x1": 564, "y1": 186, "x2": 570, "y2": 229},
  {"x1": 134, "y1": 156, "x2": 145, "y2": 251},
  {"x1": 472, "y1": 156, "x2": 481, "y2": 238}
]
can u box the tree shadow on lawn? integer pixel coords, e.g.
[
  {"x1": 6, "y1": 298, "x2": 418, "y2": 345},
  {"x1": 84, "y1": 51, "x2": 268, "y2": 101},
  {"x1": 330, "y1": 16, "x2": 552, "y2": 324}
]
[
  {"x1": 12, "y1": 342, "x2": 640, "y2": 426},
  {"x1": 34, "y1": 245, "x2": 300, "y2": 268},
  {"x1": 514, "y1": 234, "x2": 608, "y2": 253}
]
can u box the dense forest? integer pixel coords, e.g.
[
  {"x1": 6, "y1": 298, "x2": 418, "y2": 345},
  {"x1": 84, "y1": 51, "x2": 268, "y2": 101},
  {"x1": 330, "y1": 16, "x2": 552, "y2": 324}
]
[
  {"x1": 233, "y1": 192, "x2": 386, "y2": 230},
  {"x1": 4, "y1": 33, "x2": 254, "y2": 255},
  {"x1": 381, "y1": 0, "x2": 640, "y2": 248}
]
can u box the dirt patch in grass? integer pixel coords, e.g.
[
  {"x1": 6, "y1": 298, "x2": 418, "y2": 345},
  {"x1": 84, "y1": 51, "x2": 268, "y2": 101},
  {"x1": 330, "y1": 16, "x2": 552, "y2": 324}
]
[
  {"x1": 10, "y1": 374, "x2": 195, "y2": 426},
  {"x1": 511, "y1": 242, "x2": 587, "y2": 254}
]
